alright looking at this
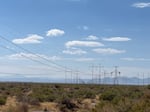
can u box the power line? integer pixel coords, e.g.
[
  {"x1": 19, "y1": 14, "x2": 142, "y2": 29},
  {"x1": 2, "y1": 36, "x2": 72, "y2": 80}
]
[
  {"x1": 98, "y1": 64, "x2": 103, "y2": 84},
  {"x1": 143, "y1": 73, "x2": 144, "y2": 86},
  {"x1": 1, "y1": 43, "x2": 88, "y2": 83},
  {"x1": 138, "y1": 73, "x2": 140, "y2": 86},
  {"x1": 0, "y1": 72, "x2": 60, "y2": 76},
  {"x1": 89, "y1": 65, "x2": 96, "y2": 84},
  {"x1": 111, "y1": 66, "x2": 121, "y2": 85},
  {"x1": 0, "y1": 35, "x2": 70, "y2": 71},
  {"x1": 0, "y1": 35, "x2": 93, "y2": 84},
  {"x1": 75, "y1": 70, "x2": 79, "y2": 84},
  {"x1": 148, "y1": 73, "x2": 150, "y2": 85},
  {"x1": 102, "y1": 69, "x2": 110, "y2": 85},
  {"x1": 0, "y1": 44, "x2": 62, "y2": 72},
  {"x1": 0, "y1": 35, "x2": 90, "y2": 77}
]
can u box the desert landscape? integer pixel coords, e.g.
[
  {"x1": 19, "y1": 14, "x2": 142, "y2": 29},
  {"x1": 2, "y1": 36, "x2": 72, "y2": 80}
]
[
  {"x1": 0, "y1": 0, "x2": 150, "y2": 112},
  {"x1": 0, "y1": 83, "x2": 149, "y2": 112}
]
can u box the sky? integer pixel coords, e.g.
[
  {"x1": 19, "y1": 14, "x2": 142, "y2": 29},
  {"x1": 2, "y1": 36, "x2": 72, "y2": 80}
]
[{"x1": 0, "y1": 0, "x2": 150, "y2": 80}]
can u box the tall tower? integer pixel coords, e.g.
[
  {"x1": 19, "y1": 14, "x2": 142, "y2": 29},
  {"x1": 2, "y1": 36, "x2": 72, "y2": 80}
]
[
  {"x1": 98, "y1": 64, "x2": 103, "y2": 84},
  {"x1": 111, "y1": 66, "x2": 121, "y2": 85},
  {"x1": 90, "y1": 65, "x2": 95, "y2": 84}
]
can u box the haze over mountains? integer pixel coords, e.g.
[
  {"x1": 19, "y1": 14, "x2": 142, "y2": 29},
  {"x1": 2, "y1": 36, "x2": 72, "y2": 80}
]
[{"x1": 0, "y1": 75, "x2": 149, "y2": 85}]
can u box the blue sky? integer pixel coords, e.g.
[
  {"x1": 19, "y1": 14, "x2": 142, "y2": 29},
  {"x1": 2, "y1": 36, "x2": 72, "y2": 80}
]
[{"x1": 0, "y1": 0, "x2": 150, "y2": 79}]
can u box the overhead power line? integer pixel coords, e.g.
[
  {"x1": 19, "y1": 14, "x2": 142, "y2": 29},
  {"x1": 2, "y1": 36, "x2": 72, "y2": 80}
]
[
  {"x1": 0, "y1": 35, "x2": 92, "y2": 81},
  {"x1": 0, "y1": 35, "x2": 69, "y2": 71},
  {"x1": 0, "y1": 44, "x2": 63, "y2": 72},
  {"x1": 0, "y1": 35, "x2": 79, "y2": 71},
  {"x1": 111, "y1": 66, "x2": 121, "y2": 85},
  {"x1": 0, "y1": 72, "x2": 61, "y2": 76}
]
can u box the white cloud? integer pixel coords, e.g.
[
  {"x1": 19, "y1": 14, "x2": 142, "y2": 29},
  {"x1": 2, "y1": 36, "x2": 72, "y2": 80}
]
[
  {"x1": 121, "y1": 58, "x2": 150, "y2": 61},
  {"x1": 7, "y1": 53, "x2": 62, "y2": 61},
  {"x1": 78, "y1": 25, "x2": 89, "y2": 30},
  {"x1": 103, "y1": 37, "x2": 131, "y2": 42},
  {"x1": 12, "y1": 34, "x2": 44, "y2": 44},
  {"x1": 63, "y1": 48, "x2": 87, "y2": 55},
  {"x1": 46, "y1": 29, "x2": 65, "y2": 37},
  {"x1": 132, "y1": 2, "x2": 150, "y2": 8},
  {"x1": 83, "y1": 26, "x2": 89, "y2": 30},
  {"x1": 93, "y1": 48, "x2": 126, "y2": 54},
  {"x1": 65, "y1": 40, "x2": 104, "y2": 48},
  {"x1": 75, "y1": 58, "x2": 94, "y2": 62},
  {"x1": 46, "y1": 56, "x2": 62, "y2": 61},
  {"x1": 85, "y1": 35, "x2": 99, "y2": 40}
]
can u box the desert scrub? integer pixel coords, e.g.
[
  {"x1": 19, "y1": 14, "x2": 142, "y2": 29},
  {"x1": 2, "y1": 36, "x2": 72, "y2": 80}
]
[
  {"x1": 0, "y1": 96, "x2": 7, "y2": 105},
  {"x1": 59, "y1": 98, "x2": 78, "y2": 112},
  {"x1": 100, "y1": 89, "x2": 119, "y2": 102}
]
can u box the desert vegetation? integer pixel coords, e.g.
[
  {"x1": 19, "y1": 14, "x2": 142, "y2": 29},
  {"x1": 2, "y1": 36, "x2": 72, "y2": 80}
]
[{"x1": 0, "y1": 82, "x2": 149, "y2": 112}]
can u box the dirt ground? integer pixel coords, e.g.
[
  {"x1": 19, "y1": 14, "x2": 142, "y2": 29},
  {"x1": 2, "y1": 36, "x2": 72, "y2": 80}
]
[{"x1": 0, "y1": 96, "x2": 98, "y2": 112}]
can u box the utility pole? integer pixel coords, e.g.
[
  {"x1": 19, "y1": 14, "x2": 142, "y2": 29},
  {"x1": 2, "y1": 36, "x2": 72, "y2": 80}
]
[
  {"x1": 111, "y1": 66, "x2": 121, "y2": 85},
  {"x1": 103, "y1": 70, "x2": 106, "y2": 84},
  {"x1": 70, "y1": 70, "x2": 73, "y2": 84},
  {"x1": 89, "y1": 65, "x2": 95, "y2": 84},
  {"x1": 65, "y1": 67, "x2": 72, "y2": 84},
  {"x1": 98, "y1": 64, "x2": 103, "y2": 85},
  {"x1": 90, "y1": 65, "x2": 100, "y2": 84},
  {"x1": 148, "y1": 73, "x2": 150, "y2": 85},
  {"x1": 103, "y1": 70, "x2": 110, "y2": 85},
  {"x1": 65, "y1": 67, "x2": 67, "y2": 83},
  {"x1": 146, "y1": 73, "x2": 149, "y2": 85},
  {"x1": 138, "y1": 73, "x2": 140, "y2": 86},
  {"x1": 143, "y1": 73, "x2": 144, "y2": 86},
  {"x1": 75, "y1": 70, "x2": 79, "y2": 84}
]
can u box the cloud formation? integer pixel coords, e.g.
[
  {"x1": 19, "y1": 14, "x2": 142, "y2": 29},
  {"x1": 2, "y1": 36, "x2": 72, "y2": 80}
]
[
  {"x1": 65, "y1": 40, "x2": 104, "y2": 48},
  {"x1": 103, "y1": 37, "x2": 131, "y2": 42},
  {"x1": 93, "y1": 48, "x2": 125, "y2": 54},
  {"x1": 78, "y1": 25, "x2": 89, "y2": 30},
  {"x1": 8, "y1": 53, "x2": 61, "y2": 61},
  {"x1": 12, "y1": 34, "x2": 44, "y2": 44},
  {"x1": 83, "y1": 26, "x2": 89, "y2": 30},
  {"x1": 85, "y1": 35, "x2": 99, "y2": 40},
  {"x1": 46, "y1": 29, "x2": 65, "y2": 37},
  {"x1": 121, "y1": 58, "x2": 150, "y2": 61},
  {"x1": 63, "y1": 48, "x2": 87, "y2": 55},
  {"x1": 75, "y1": 58, "x2": 94, "y2": 62},
  {"x1": 132, "y1": 2, "x2": 150, "y2": 8}
]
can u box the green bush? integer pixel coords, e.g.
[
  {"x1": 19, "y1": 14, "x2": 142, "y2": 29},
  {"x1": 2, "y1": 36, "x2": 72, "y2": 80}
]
[
  {"x1": 100, "y1": 90, "x2": 117, "y2": 102},
  {"x1": 84, "y1": 91, "x2": 95, "y2": 99},
  {"x1": 0, "y1": 96, "x2": 6, "y2": 105}
]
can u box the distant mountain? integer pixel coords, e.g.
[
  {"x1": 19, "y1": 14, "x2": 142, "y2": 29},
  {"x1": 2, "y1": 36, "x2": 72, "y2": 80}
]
[
  {"x1": 87, "y1": 77, "x2": 150, "y2": 85},
  {"x1": 0, "y1": 75, "x2": 149, "y2": 85}
]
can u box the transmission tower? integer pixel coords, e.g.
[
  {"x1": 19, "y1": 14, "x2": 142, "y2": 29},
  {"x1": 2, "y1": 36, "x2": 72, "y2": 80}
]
[
  {"x1": 143, "y1": 73, "x2": 145, "y2": 86},
  {"x1": 103, "y1": 70, "x2": 111, "y2": 85},
  {"x1": 148, "y1": 73, "x2": 150, "y2": 85},
  {"x1": 89, "y1": 65, "x2": 96, "y2": 84},
  {"x1": 98, "y1": 64, "x2": 103, "y2": 84},
  {"x1": 75, "y1": 70, "x2": 79, "y2": 84},
  {"x1": 111, "y1": 66, "x2": 121, "y2": 85},
  {"x1": 138, "y1": 73, "x2": 140, "y2": 86},
  {"x1": 65, "y1": 67, "x2": 72, "y2": 84},
  {"x1": 65, "y1": 67, "x2": 67, "y2": 83}
]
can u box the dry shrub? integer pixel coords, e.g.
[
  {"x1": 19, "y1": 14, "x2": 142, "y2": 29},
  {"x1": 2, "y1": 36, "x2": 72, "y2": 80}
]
[
  {"x1": 17, "y1": 102, "x2": 29, "y2": 112},
  {"x1": 4, "y1": 103, "x2": 28, "y2": 112}
]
